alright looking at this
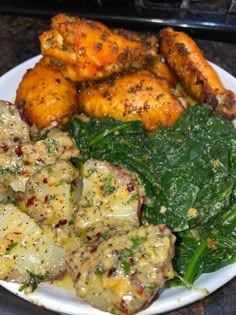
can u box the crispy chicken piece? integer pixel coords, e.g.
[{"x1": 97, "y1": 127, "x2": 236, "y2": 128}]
[
  {"x1": 159, "y1": 27, "x2": 236, "y2": 119},
  {"x1": 78, "y1": 70, "x2": 184, "y2": 131},
  {"x1": 39, "y1": 14, "x2": 158, "y2": 82},
  {"x1": 15, "y1": 58, "x2": 79, "y2": 129},
  {"x1": 148, "y1": 56, "x2": 177, "y2": 87}
]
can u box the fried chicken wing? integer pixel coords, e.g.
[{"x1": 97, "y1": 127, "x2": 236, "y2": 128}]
[
  {"x1": 159, "y1": 27, "x2": 236, "y2": 119},
  {"x1": 39, "y1": 14, "x2": 158, "y2": 82},
  {"x1": 15, "y1": 58, "x2": 79, "y2": 129},
  {"x1": 78, "y1": 70, "x2": 184, "y2": 131},
  {"x1": 148, "y1": 56, "x2": 177, "y2": 87}
]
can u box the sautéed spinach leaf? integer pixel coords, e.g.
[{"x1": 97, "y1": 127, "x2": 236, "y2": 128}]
[{"x1": 68, "y1": 103, "x2": 236, "y2": 283}]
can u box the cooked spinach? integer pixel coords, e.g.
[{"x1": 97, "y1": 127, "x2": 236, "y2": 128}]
[
  {"x1": 68, "y1": 104, "x2": 236, "y2": 283},
  {"x1": 171, "y1": 203, "x2": 236, "y2": 285}
]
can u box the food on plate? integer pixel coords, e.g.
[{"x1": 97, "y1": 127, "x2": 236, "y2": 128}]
[
  {"x1": 39, "y1": 13, "x2": 158, "y2": 82},
  {"x1": 0, "y1": 12, "x2": 236, "y2": 315},
  {"x1": 17, "y1": 14, "x2": 236, "y2": 131},
  {"x1": 148, "y1": 56, "x2": 177, "y2": 86},
  {"x1": 76, "y1": 158, "x2": 142, "y2": 235},
  {"x1": 78, "y1": 70, "x2": 184, "y2": 130},
  {"x1": 25, "y1": 160, "x2": 81, "y2": 245},
  {"x1": 65, "y1": 225, "x2": 175, "y2": 315},
  {"x1": 0, "y1": 100, "x2": 30, "y2": 153},
  {"x1": 69, "y1": 103, "x2": 236, "y2": 287},
  {"x1": 159, "y1": 27, "x2": 236, "y2": 119},
  {"x1": 63, "y1": 159, "x2": 173, "y2": 314},
  {"x1": 0, "y1": 203, "x2": 65, "y2": 284},
  {"x1": 15, "y1": 58, "x2": 79, "y2": 129},
  {"x1": 23, "y1": 156, "x2": 175, "y2": 314},
  {"x1": 0, "y1": 128, "x2": 80, "y2": 194}
]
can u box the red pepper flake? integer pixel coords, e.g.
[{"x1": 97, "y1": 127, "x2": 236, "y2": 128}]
[
  {"x1": 55, "y1": 219, "x2": 68, "y2": 228},
  {"x1": 0, "y1": 143, "x2": 8, "y2": 152},
  {"x1": 76, "y1": 272, "x2": 81, "y2": 281},
  {"x1": 130, "y1": 273, "x2": 144, "y2": 295},
  {"x1": 116, "y1": 299, "x2": 128, "y2": 314},
  {"x1": 15, "y1": 145, "x2": 23, "y2": 156},
  {"x1": 26, "y1": 196, "x2": 36, "y2": 206},
  {"x1": 43, "y1": 178, "x2": 48, "y2": 184},
  {"x1": 86, "y1": 234, "x2": 92, "y2": 241},
  {"x1": 135, "y1": 283, "x2": 144, "y2": 295},
  {"x1": 90, "y1": 245, "x2": 98, "y2": 253},
  {"x1": 129, "y1": 256, "x2": 135, "y2": 265},
  {"x1": 44, "y1": 195, "x2": 49, "y2": 203},
  {"x1": 36, "y1": 157, "x2": 44, "y2": 163},
  {"x1": 159, "y1": 225, "x2": 167, "y2": 233},
  {"x1": 207, "y1": 238, "x2": 218, "y2": 250},
  {"x1": 13, "y1": 137, "x2": 20, "y2": 142},
  {"x1": 107, "y1": 267, "x2": 118, "y2": 277},
  {"x1": 96, "y1": 231, "x2": 102, "y2": 238},
  {"x1": 21, "y1": 169, "x2": 30, "y2": 177},
  {"x1": 127, "y1": 182, "x2": 134, "y2": 192}
]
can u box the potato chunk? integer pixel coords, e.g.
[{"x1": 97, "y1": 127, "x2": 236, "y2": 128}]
[
  {"x1": 0, "y1": 203, "x2": 65, "y2": 283},
  {"x1": 66, "y1": 224, "x2": 175, "y2": 315}
]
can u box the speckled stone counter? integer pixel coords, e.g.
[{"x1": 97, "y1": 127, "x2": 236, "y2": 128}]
[{"x1": 0, "y1": 13, "x2": 235, "y2": 315}]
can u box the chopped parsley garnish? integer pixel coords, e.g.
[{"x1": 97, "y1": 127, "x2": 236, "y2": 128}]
[
  {"x1": 5, "y1": 242, "x2": 18, "y2": 255},
  {"x1": 55, "y1": 179, "x2": 68, "y2": 186},
  {"x1": 102, "y1": 173, "x2": 115, "y2": 195},
  {"x1": 19, "y1": 271, "x2": 53, "y2": 292},
  {"x1": 45, "y1": 138, "x2": 57, "y2": 153},
  {"x1": 95, "y1": 266, "x2": 105, "y2": 276}
]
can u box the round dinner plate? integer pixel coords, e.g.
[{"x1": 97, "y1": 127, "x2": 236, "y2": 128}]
[{"x1": 0, "y1": 55, "x2": 235, "y2": 315}]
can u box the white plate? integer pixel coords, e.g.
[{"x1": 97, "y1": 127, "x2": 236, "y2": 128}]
[{"x1": 0, "y1": 55, "x2": 235, "y2": 315}]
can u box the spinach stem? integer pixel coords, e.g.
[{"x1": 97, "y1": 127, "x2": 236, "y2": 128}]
[
  {"x1": 89, "y1": 123, "x2": 136, "y2": 146},
  {"x1": 183, "y1": 240, "x2": 208, "y2": 284}
]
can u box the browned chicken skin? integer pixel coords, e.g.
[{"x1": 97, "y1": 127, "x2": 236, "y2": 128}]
[
  {"x1": 158, "y1": 27, "x2": 236, "y2": 120},
  {"x1": 16, "y1": 16, "x2": 236, "y2": 131},
  {"x1": 39, "y1": 14, "x2": 158, "y2": 82},
  {"x1": 15, "y1": 58, "x2": 79, "y2": 129},
  {"x1": 78, "y1": 70, "x2": 184, "y2": 131},
  {"x1": 147, "y1": 56, "x2": 178, "y2": 87}
]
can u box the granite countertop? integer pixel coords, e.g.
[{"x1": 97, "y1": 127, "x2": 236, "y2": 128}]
[{"x1": 0, "y1": 13, "x2": 235, "y2": 315}]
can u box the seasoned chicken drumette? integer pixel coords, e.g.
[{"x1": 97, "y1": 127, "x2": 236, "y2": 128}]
[
  {"x1": 78, "y1": 70, "x2": 184, "y2": 131},
  {"x1": 15, "y1": 58, "x2": 79, "y2": 129},
  {"x1": 39, "y1": 14, "x2": 158, "y2": 82},
  {"x1": 159, "y1": 27, "x2": 236, "y2": 119}
]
